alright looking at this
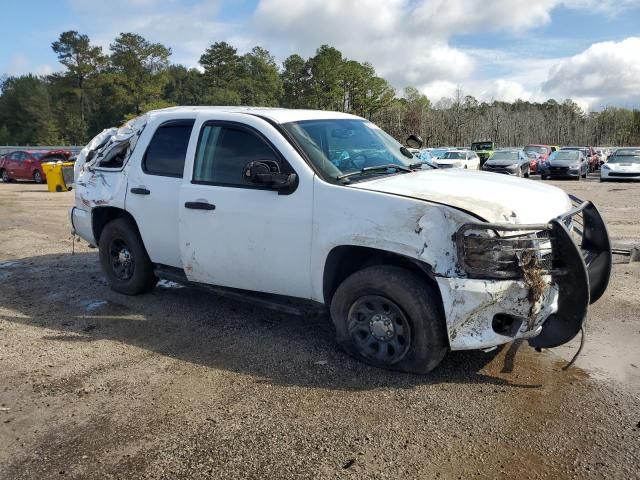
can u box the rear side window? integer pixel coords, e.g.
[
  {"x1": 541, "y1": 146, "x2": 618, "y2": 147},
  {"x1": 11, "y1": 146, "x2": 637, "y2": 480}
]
[
  {"x1": 193, "y1": 124, "x2": 285, "y2": 186},
  {"x1": 143, "y1": 120, "x2": 195, "y2": 177}
]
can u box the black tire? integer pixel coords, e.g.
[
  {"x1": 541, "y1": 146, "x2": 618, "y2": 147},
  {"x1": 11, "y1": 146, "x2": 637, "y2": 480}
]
[
  {"x1": 524, "y1": 166, "x2": 530, "y2": 178},
  {"x1": 330, "y1": 265, "x2": 448, "y2": 374},
  {"x1": 33, "y1": 170, "x2": 43, "y2": 184},
  {"x1": 1, "y1": 169, "x2": 10, "y2": 183},
  {"x1": 98, "y1": 217, "x2": 157, "y2": 295}
]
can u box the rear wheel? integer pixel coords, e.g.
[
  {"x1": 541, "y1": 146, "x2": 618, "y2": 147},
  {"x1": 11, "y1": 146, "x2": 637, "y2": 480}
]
[
  {"x1": 33, "y1": 170, "x2": 43, "y2": 184},
  {"x1": 524, "y1": 166, "x2": 530, "y2": 178},
  {"x1": 330, "y1": 265, "x2": 448, "y2": 374},
  {"x1": 1, "y1": 169, "x2": 9, "y2": 183},
  {"x1": 98, "y1": 217, "x2": 157, "y2": 295}
]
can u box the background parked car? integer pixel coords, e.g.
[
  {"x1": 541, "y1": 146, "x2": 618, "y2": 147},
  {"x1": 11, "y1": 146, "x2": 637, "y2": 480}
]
[
  {"x1": 433, "y1": 149, "x2": 480, "y2": 169},
  {"x1": 523, "y1": 144, "x2": 555, "y2": 174},
  {"x1": 561, "y1": 146, "x2": 599, "y2": 172},
  {"x1": 600, "y1": 147, "x2": 640, "y2": 182},
  {"x1": 595, "y1": 148, "x2": 610, "y2": 166},
  {"x1": 481, "y1": 149, "x2": 530, "y2": 177},
  {"x1": 544, "y1": 149, "x2": 589, "y2": 180},
  {"x1": 430, "y1": 147, "x2": 457, "y2": 159},
  {"x1": 470, "y1": 140, "x2": 495, "y2": 166},
  {"x1": 0, "y1": 149, "x2": 69, "y2": 183}
]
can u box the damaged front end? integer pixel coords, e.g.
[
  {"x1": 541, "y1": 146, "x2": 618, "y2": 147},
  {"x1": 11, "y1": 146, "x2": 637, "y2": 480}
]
[{"x1": 444, "y1": 196, "x2": 611, "y2": 350}]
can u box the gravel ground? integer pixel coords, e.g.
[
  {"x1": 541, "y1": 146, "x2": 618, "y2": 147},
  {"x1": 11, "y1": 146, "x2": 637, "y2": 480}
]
[{"x1": 1, "y1": 176, "x2": 639, "y2": 479}]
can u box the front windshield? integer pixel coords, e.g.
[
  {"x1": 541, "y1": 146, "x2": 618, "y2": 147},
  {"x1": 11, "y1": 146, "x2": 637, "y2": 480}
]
[
  {"x1": 550, "y1": 150, "x2": 579, "y2": 162},
  {"x1": 431, "y1": 148, "x2": 449, "y2": 157},
  {"x1": 491, "y1": 151, "x2": 518, "y2": 161},
  {"x1": 442, "y1": 151, "x2": 465, "y2": 159},
  {"x1": 608, "y1": 149, "x2": 640, "y2": 163},
  {"x1": 524, "y1": 145, "x2": 547, "y2": 154},
  {"x1": 471, "y1": 142, "x2": 492, "y2": 151},
  {"x1": 282, "y1": 119, "x2": 416, "y2": 181}
]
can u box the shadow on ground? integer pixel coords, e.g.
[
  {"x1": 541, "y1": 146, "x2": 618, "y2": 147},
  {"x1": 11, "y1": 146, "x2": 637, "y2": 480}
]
[{"x1": 0, "y1": 252, "x2": 543, "y2": 392}]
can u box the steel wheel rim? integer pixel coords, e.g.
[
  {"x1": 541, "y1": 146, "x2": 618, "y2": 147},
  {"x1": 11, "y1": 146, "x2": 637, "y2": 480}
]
[
  {"x1": 347, "y1": 295, "x2": 412, "y2": 365},
  {"x1": 108, "y1": 238, "x2": 134, "y2": 281},
  {"x1": 34, "y1": 172, "x2": 42, "y2": 183},
  {"x1": 2, "y1": 171, "x2": 8, "y2": 182}
]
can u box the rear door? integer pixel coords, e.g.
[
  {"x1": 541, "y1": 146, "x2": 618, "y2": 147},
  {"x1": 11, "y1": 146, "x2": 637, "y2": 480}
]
[
  {"x1": 126, "y1": 118, "x2": 195, "y2": 268},
  {"x1": 13, "y1": 152, "x2": 28, "y2": 179},
  {"x1": 7, "y1": 152, "x2": 22, "y2": 178}
]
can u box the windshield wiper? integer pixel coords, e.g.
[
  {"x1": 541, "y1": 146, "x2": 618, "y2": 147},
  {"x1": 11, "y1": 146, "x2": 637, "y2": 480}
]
[
  {"x1": 337, "y1": 164, "x2": 411, "y2": 181},
  {"x1": 409, "y1": 160, "x2": 437, "y2": 170}
]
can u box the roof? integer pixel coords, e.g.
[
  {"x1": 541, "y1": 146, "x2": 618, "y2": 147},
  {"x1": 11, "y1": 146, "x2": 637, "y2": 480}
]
[{"x1": 146, "y1": 106, "x2": 362, "y2": 124}]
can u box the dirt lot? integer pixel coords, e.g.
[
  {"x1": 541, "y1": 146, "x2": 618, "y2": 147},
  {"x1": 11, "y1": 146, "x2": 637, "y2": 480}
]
[{"x1": 1, "y1": 176, "x2": 639, "y2": 479}]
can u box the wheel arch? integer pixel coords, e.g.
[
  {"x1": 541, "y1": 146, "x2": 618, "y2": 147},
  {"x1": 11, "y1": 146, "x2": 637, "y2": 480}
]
[
  {"x1": 322, "y1": 245, "x2": 443, "y2": 312},
  {"x1": 92, "y1": 206, "x2": 139, "y2": 246}
]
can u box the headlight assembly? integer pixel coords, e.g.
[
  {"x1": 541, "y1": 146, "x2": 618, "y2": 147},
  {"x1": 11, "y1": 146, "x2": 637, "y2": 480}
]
[{"x1": 456, "y1": 224, "x2": 554, "y2": 279}]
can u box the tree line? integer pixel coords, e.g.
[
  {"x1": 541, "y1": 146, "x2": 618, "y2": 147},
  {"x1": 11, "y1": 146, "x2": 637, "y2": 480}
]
[{"x1": 1, "y1": 31, "x2": 639, "y2": 147}]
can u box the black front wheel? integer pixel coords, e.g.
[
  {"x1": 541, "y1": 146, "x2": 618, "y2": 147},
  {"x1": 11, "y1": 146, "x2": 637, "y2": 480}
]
[
  {"x1": 33, "y1": 170, "x2": 43, "y2": 184},
  {"x1": 99, "y1": 217, "x2": 157, "y2": 295},
  {"x1": 330, "y1": 265, "x2": 448, "y2": 374},
  {"x1": 1, "y1": 169, "x2": 10, "y2": 183}
]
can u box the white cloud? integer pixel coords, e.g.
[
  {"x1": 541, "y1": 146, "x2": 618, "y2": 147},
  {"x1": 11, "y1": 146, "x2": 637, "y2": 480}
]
[
  {"x1": 562, "y1": 0, "x2": 640, "y2": 15},
  {"x1": 68, "y1": 0, "x2": 230, "y2": 68},
  {"x1": 3, "y1": 53, "x2": 54, "y2": 77},
  {"x1": 542, "y1": 37, "x2": 640, "y2": 108},
  {"x1": 44, "y1": 0, "x2": 640, "y2": 109}
]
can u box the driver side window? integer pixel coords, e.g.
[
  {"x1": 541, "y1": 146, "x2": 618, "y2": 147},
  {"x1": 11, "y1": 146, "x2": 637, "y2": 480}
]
[{"x1": 193, "y1": 124, "x2": 289, "y2": 187}]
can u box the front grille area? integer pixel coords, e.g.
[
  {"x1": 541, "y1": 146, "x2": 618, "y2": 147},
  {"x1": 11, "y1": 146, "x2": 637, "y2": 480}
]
[
  {"x1": 609, "y1": 171, "x2": 640, "y2": 177},
  {"x1": 550, "y1": 166, "x2": 569, "y2": 174},
  {"x1": 456, "y1": 196, "x2": 603, "y2": 280},
  {"x1": 482, "y1": 166, "x2": 513, "y2": 174}
]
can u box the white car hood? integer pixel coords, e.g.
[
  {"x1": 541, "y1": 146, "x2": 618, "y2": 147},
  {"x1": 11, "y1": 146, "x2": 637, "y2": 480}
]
[
  {"x1": 351, "y1": 169, "x2": 572, "y2": 224},
  {"x1": 606, "y1": 162, "x2": 640, "y2": 172},
  {"x1": 433, "y1": 159, "x2": 464, "y2": 167}
]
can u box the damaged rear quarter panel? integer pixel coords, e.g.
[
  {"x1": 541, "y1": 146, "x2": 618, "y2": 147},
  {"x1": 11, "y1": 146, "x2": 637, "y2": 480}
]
[{"x1": 74, "y1": 116, "x2": 148, "y2": 211}]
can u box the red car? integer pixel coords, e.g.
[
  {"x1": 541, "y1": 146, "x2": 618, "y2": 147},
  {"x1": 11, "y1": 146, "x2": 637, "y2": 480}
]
[
  {"x1": 523, "y1": 144, "x2": 556, "y2": 174},
  {"x1": 0, "y1": 149, "x2": 71, "y2": 184}
]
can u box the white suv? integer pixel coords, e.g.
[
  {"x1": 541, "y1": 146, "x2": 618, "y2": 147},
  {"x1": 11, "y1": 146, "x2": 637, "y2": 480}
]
[{"x1": 70, "y1": 107, "x2": 611, "y2": 374}]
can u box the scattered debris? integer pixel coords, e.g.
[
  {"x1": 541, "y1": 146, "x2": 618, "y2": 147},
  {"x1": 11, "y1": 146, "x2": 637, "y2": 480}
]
[
  {"x1": 314, "y1": 360, "x2": 328, "y2": 366},
  {"x1": 157, "y1": 279, "x2": 185, "y2": 289},
  {"x1": 518, "y1": 250, "x2": 545, "y2": 330},
  {"x1": 343, "y1": 458, "x2": 356, "y2": 469}
]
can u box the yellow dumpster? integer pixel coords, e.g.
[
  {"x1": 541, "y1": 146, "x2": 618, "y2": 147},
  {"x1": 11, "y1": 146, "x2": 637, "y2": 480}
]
[{"x1": 42, "y1": 161, "x2": 75, "y2": 192}]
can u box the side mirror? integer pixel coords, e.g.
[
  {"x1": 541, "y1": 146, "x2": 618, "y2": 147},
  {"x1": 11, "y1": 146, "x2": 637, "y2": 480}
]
[
  {"x1": 244, "y1": 161, "x2": 298, "y2": 194},
  {"x1": 406, "y1": 134, "x2": 423, "y2": 149}
]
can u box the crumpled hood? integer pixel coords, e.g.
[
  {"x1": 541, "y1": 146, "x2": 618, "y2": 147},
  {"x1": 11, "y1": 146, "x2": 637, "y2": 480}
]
[{"x1": 351, "y1": 169, "x2": 572, "y2": 224}]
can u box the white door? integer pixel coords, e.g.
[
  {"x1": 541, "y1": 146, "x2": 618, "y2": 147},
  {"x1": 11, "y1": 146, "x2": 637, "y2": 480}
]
[
  {"x1": 126, "y1": 119, "x2": 195, "y2": 267},
  {"x1": 179, "y1": 120, "x2": 314, "y2": 299}
]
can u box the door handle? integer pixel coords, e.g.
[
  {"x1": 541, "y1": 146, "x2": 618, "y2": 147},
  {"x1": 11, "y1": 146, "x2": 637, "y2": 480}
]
[
  {"x1": 130, "y1": 187, "x2": 150, "y2": 195},
  {"x1": 185, "y1": 201, "x2": 216, "y2": 210}
]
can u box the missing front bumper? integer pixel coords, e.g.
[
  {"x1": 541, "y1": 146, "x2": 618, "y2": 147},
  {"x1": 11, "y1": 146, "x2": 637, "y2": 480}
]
[{"x1": 452, "y1": 197, "x2": 611, "y2": 349}]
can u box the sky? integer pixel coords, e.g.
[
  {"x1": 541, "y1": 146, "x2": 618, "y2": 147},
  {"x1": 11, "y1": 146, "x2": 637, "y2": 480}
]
[{"x1": 2, "y1": 0, "x2": 640, "y2": 111}]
